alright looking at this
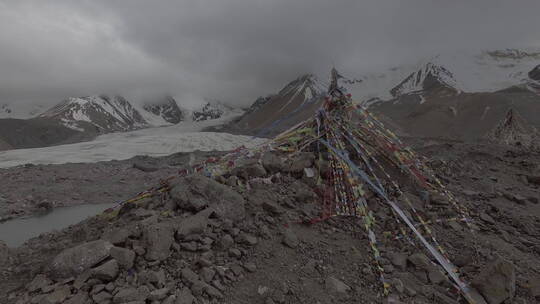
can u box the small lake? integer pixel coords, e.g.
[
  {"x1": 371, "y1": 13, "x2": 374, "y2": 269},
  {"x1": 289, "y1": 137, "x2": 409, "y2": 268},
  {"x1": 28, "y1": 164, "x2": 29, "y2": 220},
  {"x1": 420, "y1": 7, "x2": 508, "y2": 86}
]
[{"x1": 0, "y1": 203, "x2": 115, "y2": 247}]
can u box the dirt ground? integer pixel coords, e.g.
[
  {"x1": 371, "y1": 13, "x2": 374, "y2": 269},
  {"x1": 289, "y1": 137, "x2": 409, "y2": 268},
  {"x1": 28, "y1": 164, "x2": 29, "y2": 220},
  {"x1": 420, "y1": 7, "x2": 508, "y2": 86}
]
[{"x1": 0, "y1": 140, "x2": 539, "y2": 304}]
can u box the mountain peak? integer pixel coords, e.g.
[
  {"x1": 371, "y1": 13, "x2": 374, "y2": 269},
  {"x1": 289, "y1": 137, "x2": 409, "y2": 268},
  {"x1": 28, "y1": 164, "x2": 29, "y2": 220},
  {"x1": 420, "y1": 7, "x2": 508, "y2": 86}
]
[
  {"x1": 390, "y1": 61, "x2": 459, "y2": 98},
  {"x1": 40, "y1": 95, "x2": 147, "y2": 132},
  {"x1": 191, "y1": 99, "x2": 233, "y2": 122},
  {"x1": 141, "y1": 96, "x2": 184, "y2": 124},
  {"x1": 278, "y1": 73, "x2": 326, "y2": 98}
]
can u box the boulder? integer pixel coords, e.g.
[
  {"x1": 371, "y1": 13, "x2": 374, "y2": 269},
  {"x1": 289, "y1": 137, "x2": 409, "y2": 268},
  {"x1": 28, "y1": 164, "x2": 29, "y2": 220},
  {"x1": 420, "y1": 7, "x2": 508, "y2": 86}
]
[
  {"x1": 283, "y1": 152, "x2": 315, "y2": 174},
  {"x1": 102, "y1": 228, "x2": 131, "y2": 245},
  {"x1": 176, "y1": 209, "x2": 212, "y2": 238},
  {"x1": 472, "y1": 258, "x2": 516, "y2": 304},
  {"x1": 230, "y1": 159, "x2": 267, "y2": 178},
  {"x1": 64, "y1": 292, "x2": 89, "y2": 304},
  {"x1": 113, "y1": 287, "x2": 144, "y2": 303},
  {"x1": 149, "y1": 288, "x2": 170, "y2": 301},
  {"x1": 143, "y1": 223, "x2": 174, "y2": 261},
  {"x1": 407, "y1": 253, "x2": 432, "y2": 270},
  {"x1": 176, "y1": 287, "x2": 195, "y2": 304},
  {"x1": 40, "y1": 286, "x2": 72, "y2": 304},
  {"x1": 110, "y1": 246, "x2": 135, "y2": 269},
  {"x1": 49, "y1": 240, "x2": 113, "y2": 279},
  {"x1": 181, "y1": 268, "x2": 200, "y2": 286},
  {"x1": 261, "y1": 152, "x2": 284, "y2": 173},
  {"x1": 91, "y1": 259, "x2": 119, "y2": 281},
  {"x1": 389, "y1": 252, "x2": 408, "y2": 270},
  {"x1": 282, "y1": 229, "x2": 299, "y2": 248},
  {"x1": 92, "y1": 291, "x2": 112, "y2": 303},
  {"x1": 27, "y1": 274, "x2": 53, "y2": 292},
  {"x1": 170, "y1": 174, "x2": 245, "y2": 221}
]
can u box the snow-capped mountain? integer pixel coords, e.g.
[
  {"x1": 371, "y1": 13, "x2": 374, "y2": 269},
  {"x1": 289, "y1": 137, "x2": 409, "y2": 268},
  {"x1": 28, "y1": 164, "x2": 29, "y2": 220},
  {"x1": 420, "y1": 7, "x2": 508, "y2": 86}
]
[
  {"x1": 346, "y1": 48, "x2": 540, "y2": 104},
  {"x1": 389, "y1": 62, "x2": 459, "y2": 99},
  {"x1": 140, "y1": 96, "x2": 184, "y2": 125},
  {"x1": 39, "y1": 95, "x2": 147, "y2": 132},
  {"x1": 227, "y1": 74, "x2": 326, "y2": 136},
  {"x1": 191, "y1": 100, "x2": 234, "y2": 122}
]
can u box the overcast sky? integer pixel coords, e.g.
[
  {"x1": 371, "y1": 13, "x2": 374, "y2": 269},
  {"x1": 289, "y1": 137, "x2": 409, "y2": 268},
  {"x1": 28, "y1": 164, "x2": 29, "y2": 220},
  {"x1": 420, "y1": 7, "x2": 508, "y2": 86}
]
[{"x1": 0, "y1": 0, "x2": 539, "y2": 107}]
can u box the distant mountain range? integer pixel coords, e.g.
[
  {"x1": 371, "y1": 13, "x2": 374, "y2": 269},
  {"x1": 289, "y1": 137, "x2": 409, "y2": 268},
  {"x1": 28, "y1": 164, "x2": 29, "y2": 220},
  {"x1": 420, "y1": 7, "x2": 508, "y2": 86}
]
[
  {"x1": 0, "y1": 94, "x2": 238, "y2": 151},
  {"x1": 2, "y1": 48, "x2": 539, "y2": 150},
  {"x1": 367, "y1": 53, "x2": 540, "y2": 141},
  {"x1": 221, "y1": 48, "x2": 540, "y2": 142}
]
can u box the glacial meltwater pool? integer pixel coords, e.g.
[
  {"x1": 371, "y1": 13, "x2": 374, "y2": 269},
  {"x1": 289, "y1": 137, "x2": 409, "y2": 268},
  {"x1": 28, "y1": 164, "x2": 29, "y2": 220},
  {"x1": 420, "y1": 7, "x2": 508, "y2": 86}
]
[{"x1": 0, "y1": 203, "x2": 115, "y2": 247}]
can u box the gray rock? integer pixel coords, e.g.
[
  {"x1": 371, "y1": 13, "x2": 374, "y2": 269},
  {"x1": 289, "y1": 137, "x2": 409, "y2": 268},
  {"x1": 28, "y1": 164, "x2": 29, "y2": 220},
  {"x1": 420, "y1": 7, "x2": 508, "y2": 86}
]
[
  {"x1": 325, "y1": 276, "x2": 351, "y2": 294},
  {"x1": 472, "y1": 258, "x2": 516, "y2": 304},
  {"x1": 261, "y1": 152, "x2": 284, "y2": 173},
  {"x1": 231, "y1": 161, "x2": 267, "y2": 178},
  {"x1": 243, "y1": 262, "x2": 257, "y2": 272},
  {"x1": 162, "y1": 295, "x2": 176, "y2": 304},
  {"x1": 149, "y1": 288, "x2": 170, "y2": 301},
  {"x1": 282, "y1": 229, "x2": 299, "y2": 248},
  {"x1": 262, "y1": 201, "x2": 285, "y2": 216},
  {"x1": 204, "y1": 283, "x2": 223, "y2": 299},
  {"x1": 144, "y1": 223, "x2": 174, "y2": 261},
  {"x1": 49, "y1": 240, "x2": 113, "y2": 279},
  {"x1": 176, "y1": 209, "x2": 212, "y2": 238},
  {"x1": 228, "y1": 248, "x2": 242, "y2": 258},
  {"x1": 170, "y1": 174, "x2": 245, "y2": 221},
  {"x1": 283, "y1": 152, "x2": 315, "y2": 174},
  {"x1": 140, "y1": 269, "x2": 166, "y2": 287},
  {"x1": 218, "y1": 234, "x2": 235, "y2": 249},
  {"x1": 200, "y1": 267, "x2": 215, "y2": 283},
  {"x1": 388, "y1": 252, "x2": 408, "y2": 270},
  {"x1": 237, "y1": 233, "x2": 258, "y2": 246},
  {"x1": 102, "y1": 228, "x2": 131, "y2": 245},
  {"x1": 428, "y1": 268, "x2": 447, "y2": 285},
  {"x1": 110, "y1": 246, "x2": 135, "y2": 269},
  {"x1": 503, "y1": 192, "x2": 528, "y2": 205},
  {"x1": 91, "y1": 259, "x2": 119, "y2": 281},
  {"x1": 27, "y1": 274, "x2": 53, "y2": 292},
  {"x1": 480, "y1": 212, "x2": 495, "y2": 225},
  {"x1": 113, "y1": 287, "x2": 141, "y2": 303},
  {"x1": 92, "y1": 291, "x2": 112, "y2": 303},
  {"x1": 64, "y1": 292, "x2": 89, "y2": 304},
  {"x1": 181, "y1": 268, "x2": 200, "y2": 286},
  {"x1": 175, "y1": 288, "x2": 195, "y2": 304},
  {"x1": 407, "y1": 253, "x2": 432, "y2": 270},
  {"x1": 40, "y1": 286, "x2": 72, "y2": 304}
]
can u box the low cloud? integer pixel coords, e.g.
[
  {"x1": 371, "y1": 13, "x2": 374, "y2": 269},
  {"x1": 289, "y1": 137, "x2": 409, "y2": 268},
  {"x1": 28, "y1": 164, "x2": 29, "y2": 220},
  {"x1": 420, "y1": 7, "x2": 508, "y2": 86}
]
[{"x1": 1, "y1": 0, "x2": 539, "y2": 107}]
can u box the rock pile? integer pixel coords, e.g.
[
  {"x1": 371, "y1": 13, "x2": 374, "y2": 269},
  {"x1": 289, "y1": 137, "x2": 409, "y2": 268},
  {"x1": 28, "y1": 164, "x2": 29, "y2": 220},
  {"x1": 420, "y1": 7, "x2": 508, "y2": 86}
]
[{"x1": 485, "y1": 108, "x2": 539, "y2": 149}]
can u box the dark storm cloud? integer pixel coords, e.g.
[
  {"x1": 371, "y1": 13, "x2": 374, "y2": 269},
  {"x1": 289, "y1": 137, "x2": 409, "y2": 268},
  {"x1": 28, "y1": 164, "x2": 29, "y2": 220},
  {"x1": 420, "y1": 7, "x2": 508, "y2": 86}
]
[{"x1": 1, "y1": 0, "x2": 539, "y2": 107}]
